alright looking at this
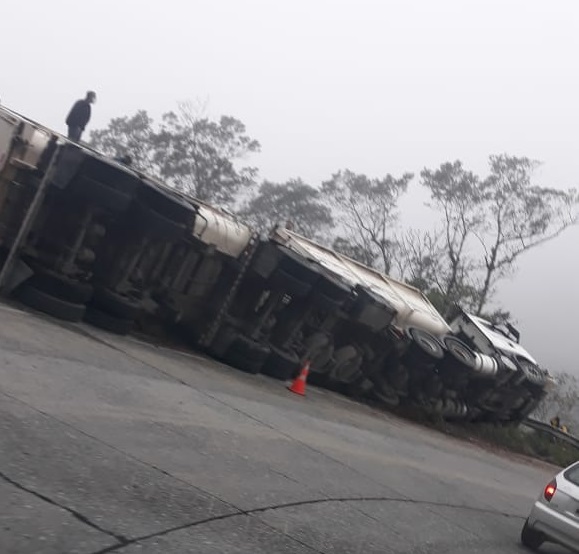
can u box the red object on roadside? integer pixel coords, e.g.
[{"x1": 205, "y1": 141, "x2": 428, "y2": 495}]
[{"x1": 288, "y1": 361, "x2": 310, "y2": 396}]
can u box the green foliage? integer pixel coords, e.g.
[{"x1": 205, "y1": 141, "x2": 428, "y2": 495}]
[
  {"x1": 240, "y1": 179, "x2": 334, "y2": 240},
  {"x1": 89, "y1": 110, "x2": 158, "y2": 174},
  {"x1": 89, "y1": 104, "x2": 260, "y2": 207},
  {"x1": 155, "y1": 107, "x2": 260, "y2": 205},
  {"x1": 437, "y1": 422, "x2": 579, "y2": 468},
  {"x1": 91, "y1": 104, "x2": 578, "y2": 320}
]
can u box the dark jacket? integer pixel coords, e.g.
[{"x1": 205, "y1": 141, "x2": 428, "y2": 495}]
[{"x1": 66, "y1": 100, "x2": 91, "y2": 130}]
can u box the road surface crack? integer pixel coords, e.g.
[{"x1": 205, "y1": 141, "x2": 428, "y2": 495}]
[
  {"x1": 0, "y1": 468, "x2": 129, "y2": 546},
  {"x1": 88, "y1": 494, "x2": 524, "y2": 553}
]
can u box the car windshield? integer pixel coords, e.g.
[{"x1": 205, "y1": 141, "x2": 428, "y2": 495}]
[{"x1": 564, "y1": 464, "x2": 579, "y2": 486}]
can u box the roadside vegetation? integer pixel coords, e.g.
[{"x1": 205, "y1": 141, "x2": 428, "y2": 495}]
[
  {"x1": 388, "y1": 376, "x2": 579, "y2": 467},
  {"x1": 90, "y1": 101, "x2": 578, "y2": 320},
  {"x1": 438, "y1": 422, "x2": 579, "y2": 468}
]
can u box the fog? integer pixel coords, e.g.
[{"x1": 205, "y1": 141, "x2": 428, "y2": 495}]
[{"x1": 2, "y1": 0, "x2": 578, "y2": 374}]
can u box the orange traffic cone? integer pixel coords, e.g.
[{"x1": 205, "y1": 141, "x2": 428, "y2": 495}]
[{"x1": 288, "y1": 360, "x2": 310, "y2": 396}]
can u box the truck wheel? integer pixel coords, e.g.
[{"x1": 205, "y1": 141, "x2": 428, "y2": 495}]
[
  {"x1": 17, "y1": 284, "x2": 86, "y2": 322},
  {"x1": 520, "y1": 519, "x2": 543, "y2": 550},
  {"x1": 403, "y1": 328, "x2": 445, "y2": 367},
  {"x1": 262, "y1": 347, "x2": 300, "y2": 380},
  {"x1": 27, "y1": 267, "x2": 94, "y2": 304},
  {"x1": 206, "y1": 317, "x2": 245, "y2": 358},
  {"x1": 71, "y1": 177, "x2": 132, "y2": 212},
  {"x1": 310, "y1": 344, "x2": 334, "y2": 373},
  {"x1": 268, "y1": 270, "x2": 312, "y2": 298},
  {"x1": 84, "y1": 307, "x2": 134, "y2": 335},
  {"x1": 329, "y1": 345, "x2": 363, "y2": 384},
  {"x1": 374, "y1": 387, "x2": 400, "y2": 407},
  {"x1": 441, "y1": 336, "x2": 477, "y2": 371},
  {"x1": 91, "y1": 288, "x2": 143, "y2": 320},
  {"x1": 225, "y1": 335, "x2": 271, "y2": 374}
]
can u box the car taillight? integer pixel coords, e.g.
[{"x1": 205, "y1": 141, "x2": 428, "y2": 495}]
[{"x1": 544, "y1": 480, "x2": 557, "y2": 502}]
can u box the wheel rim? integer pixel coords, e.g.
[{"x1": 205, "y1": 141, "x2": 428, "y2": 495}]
[
  {"x1": 409, "y1": 328, "x2": 443, "y2": 359},
  {"x1": 444, "y1": 337, "x2": 476, "y2": 368}
]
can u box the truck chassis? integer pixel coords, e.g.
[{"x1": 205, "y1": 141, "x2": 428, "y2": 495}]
[{"x1": 0, "y1": 107, "x2": 551, "y2": 423}]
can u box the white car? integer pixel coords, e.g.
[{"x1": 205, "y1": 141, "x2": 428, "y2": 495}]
[{"x1": 522, "y1": 461, "x2": 579, "y2": 551}]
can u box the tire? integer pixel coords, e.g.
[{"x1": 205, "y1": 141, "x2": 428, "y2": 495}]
[
  {"x1": 520, "y1": 519, "x2": 543, "y2": 550},
  {"x1": 262, "y1": 347, "x2": 300, "y2": 380},
  {"x1": 17, "y1": 284, "x2": 86, "y2": 322},
  {"x1": 208, "y1": 316, "x2": 243, "y2": 359},
  {"x1": 27, "y1": 267, "x2": 93, "y2": 304},
  {"x1": 91, "y1": 288, "x2": 143, "y2": 320},
  {"x1": 374, "y1": 387, "x2": 400, "y2": 407},
  {"x1": 209, "y1": 324, "x2": 242, "y2": 358},
  {"x1": 442, "y1": 336, "x2": 477, "y2": 371},
  {"x1": 84, "y1": 307, "x2": 134, "y2": 335},
  {"x1": 70, "y1": 176, "x2": 132, "y2": 212},
  {"x1": 134, "y1": 202, "x2": 187, "y2": 241},
  {"x1": 403, "y1": 328, "x2": 445, "y2": 367},
  {"x1": 225, "y1": 335, "x2": 271, "y2": 374},
  {"x1": 138, "y1": 182, "x2": 195, "y2": 225},
  {"x1": 329, "y1": 345, "x2": 363, "y2": 384}
]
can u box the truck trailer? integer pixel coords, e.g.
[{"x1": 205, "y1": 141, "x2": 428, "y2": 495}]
[{"x1": 0, "y1": 105, "x2": 551, "y2": 423}]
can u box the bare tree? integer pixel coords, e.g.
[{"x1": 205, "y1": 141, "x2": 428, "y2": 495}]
[
  {"x1": 89, "y1": 110, "x2": 159, "y2": 175},
  {"x1": 394, "y1": 229, "x2": 443, "y2": 287},
  {"x1": 332, "y1": 236, "x2": 377, "y2": 267},
  {"x1": 475, "y1": 155, "x2": 578, "y2": 314},
  {"x1": 321, "y1": 170, "x2": 412, "y2": 272},
  {"x1": 418, "y1": 161, "x2": 484, "y2": 315},
  {"x1": 417, "y1": 156, "x2": 578, "y2": 316}
]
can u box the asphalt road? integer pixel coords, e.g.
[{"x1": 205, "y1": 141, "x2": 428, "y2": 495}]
[{"x1": 0, "y1": 303, "x2": 569, "y2": 553}]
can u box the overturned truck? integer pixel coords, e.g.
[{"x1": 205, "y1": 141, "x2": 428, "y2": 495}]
[{"x1": 0, "y1": 106, "x2": 552, "y2": 422}]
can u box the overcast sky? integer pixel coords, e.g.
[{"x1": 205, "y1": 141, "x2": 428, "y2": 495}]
[{"x1": 2, "y1": 0, "x2": 578, "y2": 374}]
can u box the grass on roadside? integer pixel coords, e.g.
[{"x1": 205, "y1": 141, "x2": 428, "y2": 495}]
[{"x1": 431, "y1": 420, "x2": 579, "y2": 467}]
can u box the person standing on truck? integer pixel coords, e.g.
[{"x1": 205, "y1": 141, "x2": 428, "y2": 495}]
[{"x1": 65, "y1": 91, "x2": 96, "y2": 142}]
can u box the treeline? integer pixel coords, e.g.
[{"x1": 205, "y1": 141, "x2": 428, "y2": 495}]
[{"x1": 89, "y1": 103, "x2": 578, "y2": 319}]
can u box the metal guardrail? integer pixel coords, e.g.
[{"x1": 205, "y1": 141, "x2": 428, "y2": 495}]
[{"x1": 523, "y1": 418, "x2": 579, "y2": 450}]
